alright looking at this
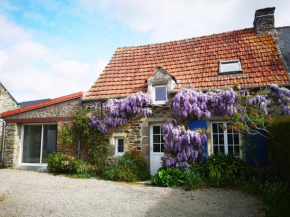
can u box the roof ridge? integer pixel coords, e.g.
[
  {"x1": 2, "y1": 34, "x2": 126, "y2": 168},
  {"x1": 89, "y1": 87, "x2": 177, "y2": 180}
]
[{"x1": 116, "y1": 28, "x2": 254, "y2": 50}]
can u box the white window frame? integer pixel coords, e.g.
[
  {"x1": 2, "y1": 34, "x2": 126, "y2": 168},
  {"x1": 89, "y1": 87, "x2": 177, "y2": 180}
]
[
  {"x1": 152, "y1": 85, "x2": 167, "y2": 105},
  {"x1": 219, "y1": 59, "x2": 242, "y2": 74},
  {"x1": 19, "y1": 123, "x2": 57, "y2": 166},
  {"x1": 211, "y1": 122, "x2": 242, "y2": 158},
  {"x1": 115, "y1": 138, "x2": 124, "y2": 156}
]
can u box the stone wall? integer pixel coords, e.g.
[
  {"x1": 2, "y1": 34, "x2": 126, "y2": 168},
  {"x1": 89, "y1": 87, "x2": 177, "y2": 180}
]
[
  {"x1": 3, "y1": 98, "x2": 81, "y2": 166},
  {"x1": 0, "y1": 84, "x2": 18, "y2": 162}
]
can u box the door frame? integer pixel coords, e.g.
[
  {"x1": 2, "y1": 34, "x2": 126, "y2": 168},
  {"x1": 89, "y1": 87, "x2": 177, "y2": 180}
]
[
  {"x1": 19, "y1": 123, "x2": 57, "y2": 166},
  {"x1": 150, "y1": 123, "x2": 164, "y2": 176}
]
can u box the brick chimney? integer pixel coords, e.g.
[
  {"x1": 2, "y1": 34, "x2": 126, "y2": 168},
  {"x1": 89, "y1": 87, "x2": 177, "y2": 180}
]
[{"x1": 253, "y1": 7, "x2": 276, "y2": 35}]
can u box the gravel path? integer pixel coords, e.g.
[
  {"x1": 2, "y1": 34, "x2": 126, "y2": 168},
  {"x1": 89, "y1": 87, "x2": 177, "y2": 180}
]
[{"x1": 0, "y1": 169, "x2": 264, "y2": 217}]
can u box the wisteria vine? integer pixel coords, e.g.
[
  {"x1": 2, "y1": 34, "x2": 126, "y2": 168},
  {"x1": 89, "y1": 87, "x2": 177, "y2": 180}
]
[{"x1": 162, "y1": 119, "x2": 207, "y2": 169}]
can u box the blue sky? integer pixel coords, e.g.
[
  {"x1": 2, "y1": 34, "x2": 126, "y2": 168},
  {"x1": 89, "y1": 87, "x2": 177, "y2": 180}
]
[{"x1": 1, "y1": 0, "x2": 290, "y2": 102}]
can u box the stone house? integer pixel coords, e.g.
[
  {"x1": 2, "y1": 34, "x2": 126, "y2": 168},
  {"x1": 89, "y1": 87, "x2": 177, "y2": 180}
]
[
  {"x1": 0, "y1": 83, "x2": 19, "y2": 161},
  {"x1": 0, "y1": 92, "x2": 83, "y2": 167},
  {"x1": 83, "y1": 7, "x2": 290, "y2": 175},
  {"x1": 1, "y1": 8, "x2": 290, "y2": 174}
]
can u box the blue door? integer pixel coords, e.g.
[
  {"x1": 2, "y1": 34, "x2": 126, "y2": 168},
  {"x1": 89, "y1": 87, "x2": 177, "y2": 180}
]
[
  {"x1": 189, "y1": 120, "x2": 208, "y2": 159},
  {"x1": 245, "y1": 133, "x2": 267, "y2": 164}
]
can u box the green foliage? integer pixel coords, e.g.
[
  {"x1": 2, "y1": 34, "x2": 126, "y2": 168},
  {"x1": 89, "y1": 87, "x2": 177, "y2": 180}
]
[
  {"x1": 268, "y1": 116, "x2": 290, "y2": 184},
  {"x1": 48, "y1": 153, "x2": 78, "y2": 174},
  {"x1": 236, "y1": 175, "x2": 290, "y2": 217},
  {"x1": 102, "y1": 149, "x2": 150, "y2": 182},
  {"x1": 151, "y1": 167, "x2": 185, "y2": 188},
  {"x1": 184, "y1": 164, "x2": 207, "y2": 190},
  {"x1": 203, "y1": 153, "x2": 250, "y2": 187},
  {"x1": 59, "y1": 109, "x2": 110, "y2": 174},
  {"x1": 0, "y1": 162, "x2": 7, "y2": 169}
]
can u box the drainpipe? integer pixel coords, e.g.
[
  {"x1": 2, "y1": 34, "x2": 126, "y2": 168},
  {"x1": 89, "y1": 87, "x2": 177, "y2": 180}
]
[{"x1": 0, "y1": 119, "x2": 6, "y2": 163}]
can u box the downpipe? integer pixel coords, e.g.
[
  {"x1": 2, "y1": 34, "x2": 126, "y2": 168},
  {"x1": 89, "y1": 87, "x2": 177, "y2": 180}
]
[{"x1": 0, "y1": 119, "x2": 6, "y2": 163}]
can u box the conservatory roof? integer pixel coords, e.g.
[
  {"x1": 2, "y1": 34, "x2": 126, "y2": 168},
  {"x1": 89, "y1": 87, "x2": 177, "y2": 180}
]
[{"x1": 85, "y1": 28, "x2": 290, "y2": 100}]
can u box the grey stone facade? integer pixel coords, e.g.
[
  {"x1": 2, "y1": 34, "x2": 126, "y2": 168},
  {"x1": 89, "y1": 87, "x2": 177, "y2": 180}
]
[
  {"x1": 0, "y1": 83, "x2": 18, "y2": 162},
  {"x1": 3, "y1": 98, "x2": 81, "y2": 167}
]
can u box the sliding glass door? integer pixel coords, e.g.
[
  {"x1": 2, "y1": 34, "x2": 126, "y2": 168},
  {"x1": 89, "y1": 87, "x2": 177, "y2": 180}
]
[{"x1": 22, "y1": 124, "x2": 57, "y2": 165}]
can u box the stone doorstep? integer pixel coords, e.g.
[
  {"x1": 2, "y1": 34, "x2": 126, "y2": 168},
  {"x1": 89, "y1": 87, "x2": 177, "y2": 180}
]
[{"x1": 15, "y1": 166, "x2": 48, "y2": 172}]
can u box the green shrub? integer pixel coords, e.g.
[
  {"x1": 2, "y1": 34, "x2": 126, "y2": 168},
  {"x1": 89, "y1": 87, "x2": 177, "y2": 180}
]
[
  {"x1": 268, "y1": 116, "x2": 290, "y2": 184},
  {"x1": 203, "y1": 153, "x2": 250, "y2": 187},
  {"x1": 151, "y1": 167, "x2": 185, "y2": 188},
  {"x1": 48, "y1": 153, "x2": 78, "y2": 174},
  {"x1": 102, "y1": 149, "x2": 150, "y2": 182},
  {"x1": 184, "y1": 164, "x2": 207, "y2": 190},
  {"x1": 0, "y1": 162, "x2": 7, "y2": 169}
]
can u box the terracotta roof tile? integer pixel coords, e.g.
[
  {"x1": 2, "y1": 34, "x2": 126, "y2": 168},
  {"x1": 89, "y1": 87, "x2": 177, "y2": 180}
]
[
  {"x1": 85, "y1": 28, "x2": 290, "y2": 99},
  {"x1": 0, "y1": 92, "x2": 83, "y2": 118}
]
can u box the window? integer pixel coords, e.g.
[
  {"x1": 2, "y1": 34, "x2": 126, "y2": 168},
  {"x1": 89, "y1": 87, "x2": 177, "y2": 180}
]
[
  {"x1": 211, "y1": 122, "x2": 241, "y2": 158},
  {"x1": 152, "y1": 125, "x2": 164, "y2": 153},
  {"x1": 153, "y1": 86, "x2": 167, "y2": 104},
  {"x1": 219, "y1": 60, "x2": 242, "y2": 74},
  {"x1": 115, "y1": 138, "x2": 124, "y2": 156},
  {"x1": 22, "y1": 124, "x2": 57, "y2": 165}
]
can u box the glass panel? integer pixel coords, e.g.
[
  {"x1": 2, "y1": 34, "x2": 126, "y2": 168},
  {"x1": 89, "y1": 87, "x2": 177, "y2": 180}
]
[
  {"x1": 155, "y1": 86, "x2": 166, "y2": 101},
  {"x1": 42, "y1": 125, "x2": 57, "y2": 163},
  {"x1": 228, "y1": 134, "x2": 233, "y2": 145},
  {"x1": 221, "y1": 61, "x2": 240, "y2": 73},
  {"x1": 219, "y1": 134, "x2": 224, "y2": 144},
  {"x1": 214, "y1": 146, "x2": 218, "y2": 154},
  {"x1": 153, "y1": 126, "x2": 160, "y2": 134},
  {"x1": 218, "y1": 123, "x2": 224, "y2": 133},
  {"x1": 153, "y1": 135, "x2": 160, "y2": 143},
  {"x1": 161, "y1": 143, "x2": 164, "y2": 152},
  {"x1": 213, "y1": 135, "x2": 218, "y2": 144},
  {"x1": 234, "y1": 146, "x2": 240, "y2": 157},
  {"x1": 117, "y1": 139, "x2": 124, "y2": 153},
  {"x1": 234, "y1": 134, "x2": 239, "y2": 144},
  {"x1": 22, "y1": 125, "x2": 42, "y2": 163},
  {"x1": 161, "y1": 135, "x2": 165, "y2": 143},
  {"x1": 212, "y1": 123, "x2": 217, "y2": 133},
  {"x1": 153, "y1": 144, "x2": 160, "y2": 152},
  {"x1": 219, "y1": 145, "x2": 225, "y2": 153},
  {"x1": 228, "y1": 146, "x2": 233, "y2": 155}
]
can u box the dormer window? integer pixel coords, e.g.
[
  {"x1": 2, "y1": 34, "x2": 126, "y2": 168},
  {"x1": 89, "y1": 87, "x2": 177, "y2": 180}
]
[
  {"x1": 153, "y1": 85, "x2": 167, "y2": 104},
  {"x1": 219, "y1": 60, "x2": 242, "y2": 74}
]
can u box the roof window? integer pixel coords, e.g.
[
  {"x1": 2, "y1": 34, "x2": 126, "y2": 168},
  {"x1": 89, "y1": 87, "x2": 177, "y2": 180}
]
[{"x1": 219, "y1": 60, "x2": 242, "y2": 74}]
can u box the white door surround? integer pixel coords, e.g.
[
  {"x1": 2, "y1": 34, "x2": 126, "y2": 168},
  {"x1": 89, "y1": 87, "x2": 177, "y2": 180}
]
[{"x1": 150, "y1": 124, "x2": 164, "y2": 175}]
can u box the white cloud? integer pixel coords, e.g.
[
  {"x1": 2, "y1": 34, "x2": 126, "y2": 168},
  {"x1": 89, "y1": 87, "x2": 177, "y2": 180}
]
[
  {"x1": 0, "y1": 15, "x2": 108, "y2": 102},
  {"x1": 79, "y1": 0, "x2": 290, "y2": 43}
]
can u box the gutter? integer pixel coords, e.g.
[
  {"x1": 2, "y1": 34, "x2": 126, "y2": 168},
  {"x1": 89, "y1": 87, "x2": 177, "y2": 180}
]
[
  {"x1": 168, "y1": 83, "x2": 290, "y2": 94},
  {"x1": 0, "y1": 119, "x2": 6, "y2": 163}
]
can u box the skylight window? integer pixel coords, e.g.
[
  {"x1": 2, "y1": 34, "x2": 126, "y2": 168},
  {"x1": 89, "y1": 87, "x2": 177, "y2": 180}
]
[{"x1": 219, "y1": 60, "x2": 242, "y2": 74}]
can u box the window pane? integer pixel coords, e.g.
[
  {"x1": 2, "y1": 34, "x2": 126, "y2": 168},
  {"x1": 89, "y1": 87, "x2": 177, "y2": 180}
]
[
  {"x1": 228, "y1": 146, "x2": 233, "y2": 155},
  {"x1": 218, "y1": 124, "x2": 224, "y2": 133},
  {"x1": 155, "y1": 86, "x2": 166, "y2": 101},
  {"x1": 161, "y1": 143, "x2": 164, "y2": 152},
  {"x1": 214, "y1": 146, "x2": 218, "y2": 154},
  {"x1": 221, "y1": 62, "x2": 240, "y2": 73},
  {"x1": 234, "y1": 134, "x2": 239, "y2": 144},
  {"x1": 161, "y1": 135, "x2": 165, "y2": 143},
  {"x1": 153, "y1": 135, "x2": 160, "y2": 143},
  {"x1": 220, "y1": 146, "x2": 225, "y2": 153},
  {"x1": 213, "y1": 135, "x2": 218, "y2": 144},
  {"x1": 118, "y1": 139, "x2": 124, "y2": 153},
  {"x1": 22, "y1": 125, "x2": 42, "y2": 163},
  {"x1": 228, "y1": 134, "x2": 233, "y2": 145},
  {"x1": 42, "y1": 125, "x2": 57, "y2": 163},
  {"x1": 153, "y1": 144, "x2": 161, "y2": 152},
  {"x1": 212, "y1": 123, "x2": 217, "y2": 133},
  {"x1": 219, "y1": 134, "x2": 224, "y2": 144},
  {"x1": 234, "y1": 146, "x2": 240, "y2": 157},
  {"x1": 153, "y1": 126, "x2": 160, "y2": 134}
]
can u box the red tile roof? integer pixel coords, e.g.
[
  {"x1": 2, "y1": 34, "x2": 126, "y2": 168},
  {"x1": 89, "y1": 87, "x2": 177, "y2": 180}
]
[
  {"x1": 0, "y1": 92, "x2": 83, "y2": 118},
  {"x1": 85, "y1": 28, "x2": 290, "y2": 99}
]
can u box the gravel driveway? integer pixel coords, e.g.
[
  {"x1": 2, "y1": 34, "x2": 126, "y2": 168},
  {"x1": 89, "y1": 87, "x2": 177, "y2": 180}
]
[{"x1": 0, "y1": 169, "x2": 264, "y2": 217}]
